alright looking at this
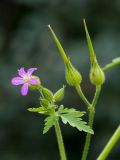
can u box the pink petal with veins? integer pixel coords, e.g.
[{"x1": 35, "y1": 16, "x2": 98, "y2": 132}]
[
  {"x1": 18, "y1": 68, "x2": 26, "y2": 77},
  {"x1": 27, "y1": 68, "x2": 37, "y2": 75},
  {"x1": 21, "y1": 83, "x2": 28, "y2": 96},
  {"x1": 11, "y1": 77, "x2": 24, "y2": 85}
]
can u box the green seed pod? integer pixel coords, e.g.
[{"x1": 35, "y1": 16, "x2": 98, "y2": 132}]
[
  {"x1": 48, "y1": 25, "x2": 68, "y2": 64},
  {"x1": 53, "y1": 85, "x2": 65, "y2": 102},
  {"x1": 90, "y1": 61, "x2": 105, "y2": 86},
  {"x1": 83, "y1": 19, "x2": 105, "y2": 86},
  {"x1": 41, "y1": 87, "x2": 53, "y2": 102},
  {"x1": 29, "y1": 76, "x2": 41, "y2": 90},
  {"x1": 65, "y1": 60, "x2": 82, "y2": 86},
  {"x1": 48, "y1": 25, "x2": 82, "y2": 87}
]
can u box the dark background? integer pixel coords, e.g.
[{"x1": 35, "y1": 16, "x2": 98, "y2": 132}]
[{"x1": 0, "y1": 0, "x2": 120, "y2": 160}]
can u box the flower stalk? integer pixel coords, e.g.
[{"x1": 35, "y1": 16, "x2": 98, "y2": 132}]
[
  {"x1": 97, "y1": 125, "x2": 120, "y2": 160},
  {"x1": 102, "y1": 57, "x2": 120, "y2": 71},
  {"x1": 75, "y1": 85, "x2": 91, "y2": 109},
  {"x1": 54, "y1": 120, "x2": 67, "y2": 160},
  {"x1": 81, "y1": 85, "x2": 101, "y2": 160}
]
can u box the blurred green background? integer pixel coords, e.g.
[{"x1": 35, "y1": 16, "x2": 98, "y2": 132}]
[{"x1": 0, "y1": 0, "x2": 120, "y2": 160}]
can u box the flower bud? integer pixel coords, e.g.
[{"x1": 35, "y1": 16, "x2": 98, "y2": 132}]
[
  {"x1": 90, "y1": 61, "x2": 105, "y2": 86},
  {"x1": 65, "y1": 59, "x2": 82, "y2": 86},
  {"x1": 29, "y1": 76, "x2": 41, "y2": 90},
  {"x1": 53, "y1": 85, "x2": 65, "y2": 102},
  {"x1": 40, "y1": 87, "x2": 53, "y2": 102}
]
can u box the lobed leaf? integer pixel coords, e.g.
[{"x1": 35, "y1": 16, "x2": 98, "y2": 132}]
[
  {"x1": 58, "y1": 106, "x2": 85, "y2": 117},
  {"x1": 59, "y1": 107, "x2": 93, "y2": 134},
  {"x1": 61, "y1": 114, "x2": 93, "y2": 134},
  {"x1": 28, "y1": 107, "x2": 49, "y2": 114},
  {"x1": 40, "y1": 98, "x2": 49, "y2": 108},
  {"x1": 43, "y1": 116, "x2": 56, "y2": 134}
]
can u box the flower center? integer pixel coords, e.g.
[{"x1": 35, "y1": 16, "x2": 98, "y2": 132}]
[{"x1": 23, "y1": 75, "x2": 31, "y2": 82}]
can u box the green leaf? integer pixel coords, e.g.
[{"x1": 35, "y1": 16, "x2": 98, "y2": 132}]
[
  {"x1": 58, "y1": 105, "x2": 64, "y2": 115},
  {"x1": 43, "y1": 116, "x2": 56, "y2": 134},
  {"x1": 40, "y1": 98, "x2": 49, "y2": 108},
  {"x1": 60, "y1": 107, "x2": 93, "y2": 134},
  {"x1": 28, "y1": 107, "x2": 49, "y2": 114},
  {"x1": 60, "y1": 107, "x2": 85, "y2": 116}
]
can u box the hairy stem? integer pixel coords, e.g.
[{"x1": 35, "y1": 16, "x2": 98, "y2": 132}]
[
  {"x1": 54, "y1": 120, "x2": 67, "y2": 160},
  {"x1": 81, "y1": 85, "x2": 101, "y2": 160},
  {"x1": 97, "y1": 125, "x2": 120, "y2": 160}
]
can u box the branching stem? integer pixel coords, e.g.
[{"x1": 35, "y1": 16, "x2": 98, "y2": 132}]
[{"x1": 75, "y1": 85, "x2": 91, "y2": 109}]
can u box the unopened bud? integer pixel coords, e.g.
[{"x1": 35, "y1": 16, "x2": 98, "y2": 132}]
[
  {"x1": 65, "y1": 60, "x2": 82, "y2": 86},
  {"x1": 53, "y1": 85, "x2": 65, "y2": 102},
  {"x1": 40, "y1": 87, "x2": 53, "y2": 102}
]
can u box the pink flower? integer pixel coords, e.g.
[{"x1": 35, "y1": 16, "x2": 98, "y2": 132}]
[{"x1": 11, "y1": 67, "x2": 39, "y2": 96}]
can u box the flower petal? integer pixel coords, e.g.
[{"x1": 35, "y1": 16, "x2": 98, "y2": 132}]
[
  {"x1": 18, "y1": 68, "x2": 26, "y2": 77},
  {"x1": 29, "y1": 78, "x2": 38, "y2": 85},
  {"x1": 11, "y1": 77, "x2": 24, "y2": 85},
  {"x1": 21, "y1": 83, "x2": 28, "y2": 96},
  {"x1": 27, "y1": 68, "x2": 37, "y2": 75}
]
